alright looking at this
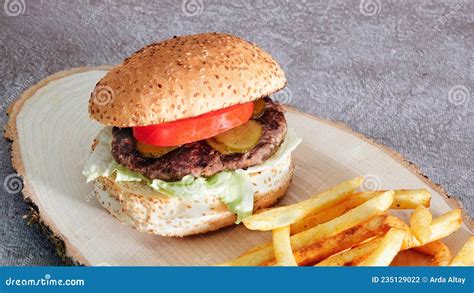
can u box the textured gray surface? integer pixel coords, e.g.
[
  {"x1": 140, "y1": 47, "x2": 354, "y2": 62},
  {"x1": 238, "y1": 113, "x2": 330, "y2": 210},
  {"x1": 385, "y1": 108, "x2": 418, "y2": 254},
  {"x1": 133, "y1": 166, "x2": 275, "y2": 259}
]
[{"x1": 0, "y1": 0, "x2": 472, "y2": 266}]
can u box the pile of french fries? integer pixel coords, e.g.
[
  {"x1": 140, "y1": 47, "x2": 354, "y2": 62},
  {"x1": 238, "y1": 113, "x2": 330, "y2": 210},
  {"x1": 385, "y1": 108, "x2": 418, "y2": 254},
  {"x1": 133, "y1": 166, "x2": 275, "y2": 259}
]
[{"x1": 220, "y1": 176, "x2": 473, "y2": 266}]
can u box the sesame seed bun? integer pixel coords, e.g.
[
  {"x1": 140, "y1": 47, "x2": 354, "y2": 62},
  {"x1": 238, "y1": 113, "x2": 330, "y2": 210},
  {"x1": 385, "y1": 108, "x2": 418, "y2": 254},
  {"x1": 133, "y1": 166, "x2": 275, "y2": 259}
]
[
  {"x1": 93, "y1": 155, "x2": 293, "y2": 237},
  {"x1": 89, "y1": 32, "x2": 287, "y2": 127}
]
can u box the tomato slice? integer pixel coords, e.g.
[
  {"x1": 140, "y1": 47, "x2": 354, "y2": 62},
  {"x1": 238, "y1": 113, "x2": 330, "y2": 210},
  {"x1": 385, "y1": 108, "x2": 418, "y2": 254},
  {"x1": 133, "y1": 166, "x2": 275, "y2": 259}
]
[{"x1": 133, "y1": 102, "x2": 255, "y2": 147}]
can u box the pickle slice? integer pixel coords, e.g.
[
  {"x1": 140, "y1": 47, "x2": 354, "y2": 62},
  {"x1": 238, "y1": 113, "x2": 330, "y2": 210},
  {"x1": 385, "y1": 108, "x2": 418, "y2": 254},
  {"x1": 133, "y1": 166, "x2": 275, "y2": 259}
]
[
  {"x1": 252, "y1": 98, "x2": 266, "y2": 118},
  {"x1": 210, "y1": 120, "x2": 262, "y2": 153},
  {"x1": 136, "y1": 141, "x2": 178, "y2": 158},
  {"x1": 206, "y1": 138, "x2": 236, "y2": 155}
]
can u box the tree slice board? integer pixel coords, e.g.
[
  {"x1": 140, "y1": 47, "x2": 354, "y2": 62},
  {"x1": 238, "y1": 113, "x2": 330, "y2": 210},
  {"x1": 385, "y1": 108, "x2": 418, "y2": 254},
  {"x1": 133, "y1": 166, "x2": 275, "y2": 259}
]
[{"x1": 4, "y1": 67, "x2": 473, "y2": 266}]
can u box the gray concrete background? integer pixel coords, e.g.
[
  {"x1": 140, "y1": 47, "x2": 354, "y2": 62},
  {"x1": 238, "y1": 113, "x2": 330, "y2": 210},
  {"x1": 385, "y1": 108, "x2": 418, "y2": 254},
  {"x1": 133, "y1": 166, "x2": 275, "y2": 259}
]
[{"x1": 0, "y1": 0, "x2": 472, "y2": 265}]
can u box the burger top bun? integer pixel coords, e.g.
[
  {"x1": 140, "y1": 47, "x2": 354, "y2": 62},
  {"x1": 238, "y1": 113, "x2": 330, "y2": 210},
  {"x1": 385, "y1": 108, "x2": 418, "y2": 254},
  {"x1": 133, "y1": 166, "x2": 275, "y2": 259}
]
[{"x1": 89, "y1": 32, "x2": 287, "y2": 127}]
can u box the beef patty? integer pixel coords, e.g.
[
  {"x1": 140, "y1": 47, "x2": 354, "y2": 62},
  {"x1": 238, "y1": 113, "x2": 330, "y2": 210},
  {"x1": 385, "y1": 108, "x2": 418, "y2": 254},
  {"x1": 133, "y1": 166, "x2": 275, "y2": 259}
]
[{"x1": 111, "y1": 98, "x2": 287, "y2": 181}]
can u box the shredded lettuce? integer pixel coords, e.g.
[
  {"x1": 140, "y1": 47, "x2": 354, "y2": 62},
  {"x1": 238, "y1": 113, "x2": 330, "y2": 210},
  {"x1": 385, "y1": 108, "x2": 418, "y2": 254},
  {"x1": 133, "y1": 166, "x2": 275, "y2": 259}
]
[{"x1": 82, "y1": 127, "x2": 301, "y2": 222}]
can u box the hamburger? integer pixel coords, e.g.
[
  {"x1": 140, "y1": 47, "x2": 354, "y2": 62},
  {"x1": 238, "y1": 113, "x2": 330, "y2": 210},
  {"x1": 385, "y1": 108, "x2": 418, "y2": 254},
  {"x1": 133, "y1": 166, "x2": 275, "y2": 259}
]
[{"x1": 83, "y1": 33, "x2": 301, "y2": 236}]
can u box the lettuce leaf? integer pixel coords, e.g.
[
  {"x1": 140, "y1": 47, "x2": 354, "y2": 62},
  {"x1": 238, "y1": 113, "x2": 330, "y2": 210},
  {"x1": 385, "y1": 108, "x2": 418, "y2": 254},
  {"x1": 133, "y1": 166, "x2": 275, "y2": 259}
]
[
  {"x1": 82, "y1": 127, "x2": 116, "y2": 182},
  {"x1": 245, "y1": 128, "x2": 301, "y2": 173},
  {"x1": 82, "y1": 127, "x2": 300, "y2": 223},
  {"x1": 150, "y1": 170, "x2": 253, "y2": 222}
]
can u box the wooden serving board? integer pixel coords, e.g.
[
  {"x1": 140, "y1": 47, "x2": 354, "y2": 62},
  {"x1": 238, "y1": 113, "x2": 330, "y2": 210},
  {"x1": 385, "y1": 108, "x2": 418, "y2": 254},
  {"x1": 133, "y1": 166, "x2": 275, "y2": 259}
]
[{"x1": 5, "y1": 67, "x2": 473, "y2": 266}]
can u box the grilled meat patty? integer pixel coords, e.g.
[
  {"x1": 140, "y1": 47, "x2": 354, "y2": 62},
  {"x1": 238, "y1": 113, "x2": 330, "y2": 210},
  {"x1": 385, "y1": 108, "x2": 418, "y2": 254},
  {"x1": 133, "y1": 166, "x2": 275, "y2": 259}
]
[{"x1": 111, "y1": 98, "x2": 287, "y2": 181}]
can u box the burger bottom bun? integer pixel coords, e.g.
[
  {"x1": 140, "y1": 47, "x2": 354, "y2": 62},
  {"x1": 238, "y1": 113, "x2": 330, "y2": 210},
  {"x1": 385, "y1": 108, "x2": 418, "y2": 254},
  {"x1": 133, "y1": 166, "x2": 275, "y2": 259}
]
[{"x1": 93, "y1": 155, "x2": 294, "y2": 237}]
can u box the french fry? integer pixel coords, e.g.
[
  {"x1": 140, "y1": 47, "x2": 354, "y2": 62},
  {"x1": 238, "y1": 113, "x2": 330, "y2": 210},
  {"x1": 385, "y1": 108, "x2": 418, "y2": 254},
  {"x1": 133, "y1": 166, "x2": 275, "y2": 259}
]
[
  {"x1": 401, "y1": 209, "x2": 462, "y2": 250},
  {"x1": 219, "y1": 170, "x2": 463, "y2": 268},
  {"x1": 426, "y1": 209, "x2": 462, "y2": 244},
  {"x1": 266, "y1": 214, "x2": 401, "y2": 266},
  {"x1": 317, "y1": 212, "x2": 458, "y2": 266},
  {"x1": 392, "y1": 189, "x2": 431, "y2": 209},
  {"x1": 410, "y1": 206, "x2": 432, "y2": 244},
  {"x1": 289, "y1": 190, "x2": 393, "y2": 253},
  {"x1": 290, "y1": 191, "x2": 379, "y2": 234},
  {"x1": 291, "y1": 189, "x2": 430, "y2": 234},
  {"x1": 358, "y1": 228, "x2": 406, "y2": 266},
  {"x1": 223, "y1": 206, "x2": 461, "y2": 266},
  {"x1": 317, "y1": 211, "x2": 460, "y2": 267},
  {"x1": 315, "y1": 237, "x2": 382, "y2": 266},
  {"x1": 449, "y1": 237, "x2": 474, "y2": 266},
  {"x1": 224, "y1": 191, "x2": 393, "y2": 266},
  {"x1": 272, "y1": 226, "x2": 297, "y2": 266},
  {"x1": 314, "y1": 217, "x2": 410, "y2": 267},
  {"x1": 413, "y1": 241, "x2": 452, "y2": 266},
  {"x1": 242, "y1": 177, "x2": 363, "y2": 231}
]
